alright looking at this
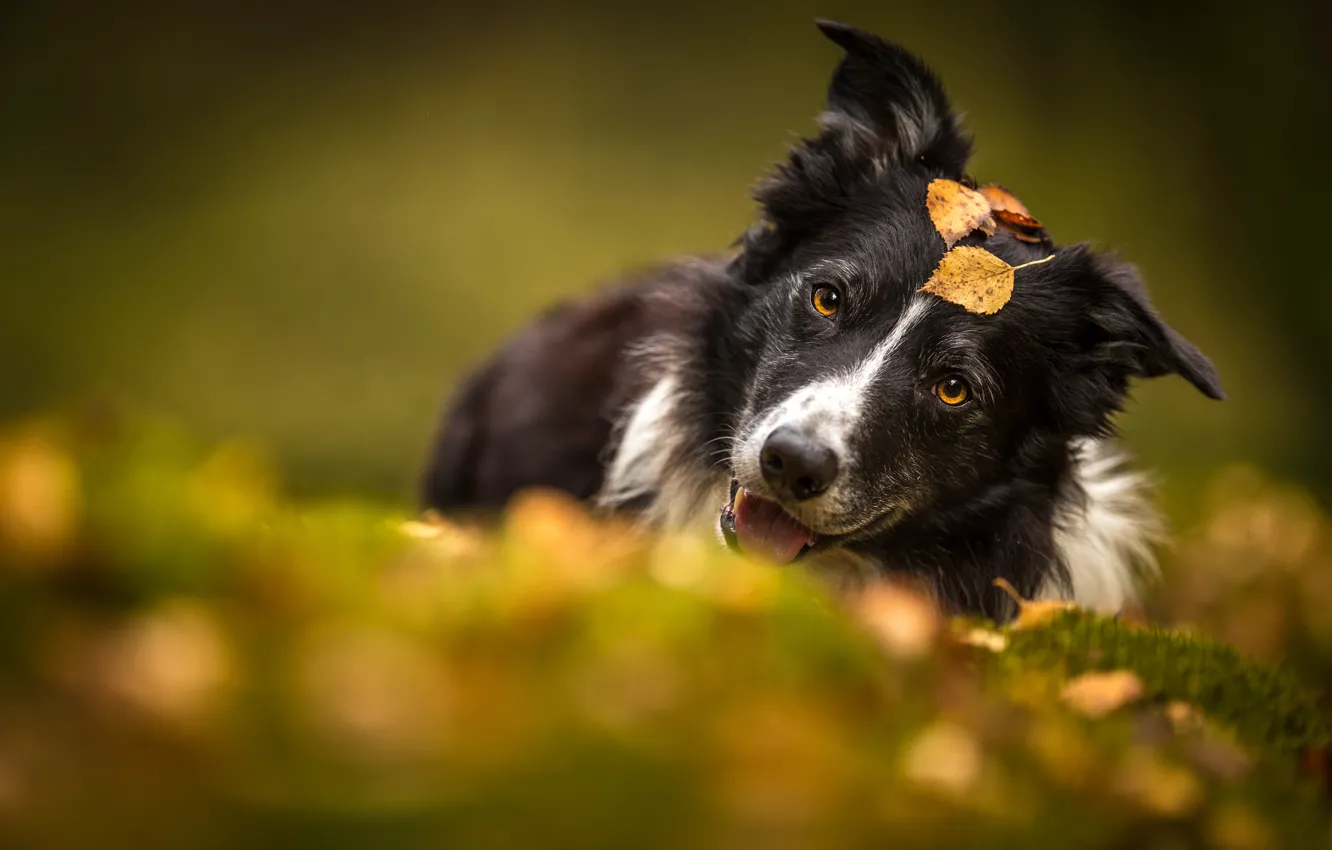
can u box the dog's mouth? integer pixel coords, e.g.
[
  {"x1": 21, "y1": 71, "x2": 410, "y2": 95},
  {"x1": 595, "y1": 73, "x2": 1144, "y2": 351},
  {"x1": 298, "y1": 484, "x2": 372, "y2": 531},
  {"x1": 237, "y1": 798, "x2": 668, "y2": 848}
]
[{"x1": 718, "y1": 478, "x2": 815, "y2": 564}]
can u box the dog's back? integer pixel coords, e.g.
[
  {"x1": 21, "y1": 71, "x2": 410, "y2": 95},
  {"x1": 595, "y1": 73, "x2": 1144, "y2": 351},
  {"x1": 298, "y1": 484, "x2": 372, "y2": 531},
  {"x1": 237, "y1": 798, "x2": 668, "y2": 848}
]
[{"x1": 421, "y1": 261, "x2": 723, "y2": 514}]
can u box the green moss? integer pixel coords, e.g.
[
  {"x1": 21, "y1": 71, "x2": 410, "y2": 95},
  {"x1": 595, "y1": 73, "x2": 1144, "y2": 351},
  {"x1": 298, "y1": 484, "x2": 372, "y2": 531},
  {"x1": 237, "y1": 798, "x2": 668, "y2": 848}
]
[{"x1": 987, "y1": 611, "x2": 1331, "y2": 758}]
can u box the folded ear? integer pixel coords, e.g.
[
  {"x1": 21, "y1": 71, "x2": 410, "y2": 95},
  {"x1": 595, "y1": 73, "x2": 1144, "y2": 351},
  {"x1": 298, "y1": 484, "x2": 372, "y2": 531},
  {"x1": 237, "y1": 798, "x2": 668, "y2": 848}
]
[
  {"x1": 1080, "y1": 249, "x2": 1225, "y2": 401},
  {"x1": 732, "y1": 21, "x2": 970, "y2": 283}
]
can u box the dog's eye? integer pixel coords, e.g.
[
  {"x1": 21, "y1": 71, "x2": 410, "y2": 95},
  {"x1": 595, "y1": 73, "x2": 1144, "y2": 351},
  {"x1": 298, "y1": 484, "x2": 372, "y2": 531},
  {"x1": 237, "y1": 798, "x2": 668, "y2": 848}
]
[
  {"x1": 934, "y1": 376, "x2": 971, "y2": 406},
  {"x1": 811, "y1": 285, "x2": 841, "y2": 318}
]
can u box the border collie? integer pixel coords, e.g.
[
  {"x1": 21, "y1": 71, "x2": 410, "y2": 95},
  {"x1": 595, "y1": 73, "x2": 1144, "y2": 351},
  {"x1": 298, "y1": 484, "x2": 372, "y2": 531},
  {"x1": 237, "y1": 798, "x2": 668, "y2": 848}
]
[{"x1": 420, "y1": 20, "x2": 1224, "y2": 621}]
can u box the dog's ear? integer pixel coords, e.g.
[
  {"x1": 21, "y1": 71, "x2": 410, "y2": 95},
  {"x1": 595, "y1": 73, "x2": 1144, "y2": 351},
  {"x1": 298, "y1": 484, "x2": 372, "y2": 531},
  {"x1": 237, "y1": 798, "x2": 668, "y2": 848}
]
[
  {"x1": 1044, "y1": 246, "x2": 1224, "y2": 433},
  {"x1": 731, "y1": 21, "x2": 970, "y2": 283},
  {"x1": 815, "y1": 20, "x2": 971, "y2": 175},
  {"x1": 1083, "y1": 251, "x2": 1225, "y2": 401}
]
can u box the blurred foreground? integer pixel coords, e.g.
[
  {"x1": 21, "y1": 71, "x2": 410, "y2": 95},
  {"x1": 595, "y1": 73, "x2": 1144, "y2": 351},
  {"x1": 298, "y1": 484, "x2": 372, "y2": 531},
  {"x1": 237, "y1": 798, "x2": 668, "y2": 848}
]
[{"x1": 0, "y1": 404, "x2": 1330, "y2": 847}]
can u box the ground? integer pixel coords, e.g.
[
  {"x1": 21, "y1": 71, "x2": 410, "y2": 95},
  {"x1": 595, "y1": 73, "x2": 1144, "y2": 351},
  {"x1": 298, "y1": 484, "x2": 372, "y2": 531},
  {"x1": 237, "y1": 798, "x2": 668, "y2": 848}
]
[{"x1": 0, "y1": 405, "x2": 1329, "y2": 848}]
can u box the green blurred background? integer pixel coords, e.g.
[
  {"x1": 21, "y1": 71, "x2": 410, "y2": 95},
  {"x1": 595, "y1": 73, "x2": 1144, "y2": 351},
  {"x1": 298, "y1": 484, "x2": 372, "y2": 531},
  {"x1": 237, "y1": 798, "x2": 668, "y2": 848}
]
[{"x1": 2, "y1": 0, "x2": 1329, "y2": 520}]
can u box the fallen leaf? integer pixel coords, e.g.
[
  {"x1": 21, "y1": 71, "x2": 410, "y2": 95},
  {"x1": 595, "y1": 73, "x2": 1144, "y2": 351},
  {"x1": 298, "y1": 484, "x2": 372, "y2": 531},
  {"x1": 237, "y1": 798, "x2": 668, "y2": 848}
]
[
  {"x1": 1115, "y1": 747, "x2": 1203, "y2": 817},
  {"x1": 400, "y1": 510, "x2": 485, "y2": 558},
  {"x1": 956, "y1": 627, "x2": 1008, "y2": 653},
  {"x1": 1164, "y1": 700, "x2": 1206, "y2": 734},
  {"x1": 919, "y1": 247, "x2": 1055, "y2": 315},
  {"x1": 993, "y1": 210, "x2": 1047, "y2": 244},
  {"x1": 926, "y1": 179, "x2": 996, "y2": 249},
  {"x1": 977, "y1": 184, "x2": 1032, "y2": 217},
  {"x1": 0, "y1": 433, "x2": 81, "y2": 561},
  {"x1": 1298, "y1": 746, "x2": 1332, "y2": 795},
  {"x1": 980, "y1": 183, "x2": 1049, "y2": 242},
  {"x1": 1061, "y1": 670, "x2": 1146, "y2": 718},
  {"x1": 97, "y1": 601, "x2": 234, "y2": 729},
  {"x1": 854, "y1": 581, "x2": 940, "y2": 659},
  {"x1": 901, "y1": 722, "x2": 982, "y2": 793},
  {"x1": 992, "y1": 576, "x2": 1076, "y2": 629},
  {"x1": 979, "y1": 184, "x2": 1049, "y2": 244}
]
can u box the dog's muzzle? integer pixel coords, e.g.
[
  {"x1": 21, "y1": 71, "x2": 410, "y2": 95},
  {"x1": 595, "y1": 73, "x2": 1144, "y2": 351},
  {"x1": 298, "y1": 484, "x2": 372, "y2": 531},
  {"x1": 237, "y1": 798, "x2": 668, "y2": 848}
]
[{"x1": 719, "y1": 478, "x2": 815, "y2": 564}]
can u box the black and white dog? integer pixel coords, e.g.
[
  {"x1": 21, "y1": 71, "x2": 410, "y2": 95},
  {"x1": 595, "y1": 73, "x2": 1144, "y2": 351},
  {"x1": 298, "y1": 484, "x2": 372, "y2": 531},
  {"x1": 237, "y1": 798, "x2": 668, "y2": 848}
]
[{"x1": 421, "y1": 21, "x2": 1223, "y2": 620}]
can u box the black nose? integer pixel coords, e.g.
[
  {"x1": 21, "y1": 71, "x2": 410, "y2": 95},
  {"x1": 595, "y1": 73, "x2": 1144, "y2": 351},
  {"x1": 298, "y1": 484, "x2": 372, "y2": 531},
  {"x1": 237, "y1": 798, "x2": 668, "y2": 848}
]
[{"x1": 759, "y1": 426, "x2": 839, "y2": 501}]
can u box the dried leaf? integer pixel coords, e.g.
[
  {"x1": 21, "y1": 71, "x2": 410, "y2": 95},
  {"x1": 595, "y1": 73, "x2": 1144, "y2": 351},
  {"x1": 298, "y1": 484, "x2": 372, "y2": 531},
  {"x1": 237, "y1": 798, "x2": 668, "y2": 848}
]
[
  {"x1": 901, "y1": 722, "x2": 982, "y2": 792},
  {"x1": 1115, "y1": 748, "x2": 1203, "y2": 816},
  {"x1": 978, "y1": 184, "x2": 1048, "y2": 244},
  {"x1": 1298, "y1": 746, "x2": 1332, "y2": 795},
  {"x1": 1164, "y1": 700, "x2": 1206, "y2": 734},
  {"x1": 0, "y1": 434, "x2": 81, "y2": 560},
  {"x1": 957, "y1": 627, "x2": 1008, "y2": 653},
  {"x1": 854, "y1": 581, "x2": 941, "y2": 659},
  {"x1": 978, "y1": 184, "x2": 1032, "y2": 217},
  {"x1": 400, "y1": 510, "x2": 485, "y2": 558},
  {"x1": 926, "y1": 179, "x2": 996, "y2": 249},
  {"x1": 994, "y1": 210, "x2": 1047, "y2": 244},
  {"x1": 992, "y1": 577, "x2": 1076, "y2": 629},
  {"x1": 1061, "y1": 670, "x2": 1146, "y2": 718},
  {"x1": 919, "y1": 247, "x2": 1055, "y2": 315}
]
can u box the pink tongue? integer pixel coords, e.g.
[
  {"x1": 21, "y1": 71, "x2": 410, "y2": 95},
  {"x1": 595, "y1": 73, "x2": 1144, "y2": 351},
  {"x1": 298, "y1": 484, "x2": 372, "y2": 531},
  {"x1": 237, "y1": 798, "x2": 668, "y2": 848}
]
[{"x1": 733, "y1": 489, "x2": 814, "y2": 564}]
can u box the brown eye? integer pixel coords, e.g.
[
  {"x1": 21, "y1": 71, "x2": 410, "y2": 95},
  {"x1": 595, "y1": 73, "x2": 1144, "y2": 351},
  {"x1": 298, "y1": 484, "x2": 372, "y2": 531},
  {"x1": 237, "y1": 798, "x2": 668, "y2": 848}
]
[
  {"x1": 934, "y1": 375, "x2": 970, "y2": 406},
  {"x1": 811, "y1": 285, "x2": 841, "y2": 318}
]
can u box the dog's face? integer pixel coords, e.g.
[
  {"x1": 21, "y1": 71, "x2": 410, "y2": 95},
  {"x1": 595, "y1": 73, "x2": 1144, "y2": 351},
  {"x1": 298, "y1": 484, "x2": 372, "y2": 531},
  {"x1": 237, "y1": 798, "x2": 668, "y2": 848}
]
[{"x1": 718, "y1": 22, "x2": 1223, "y2": 564}]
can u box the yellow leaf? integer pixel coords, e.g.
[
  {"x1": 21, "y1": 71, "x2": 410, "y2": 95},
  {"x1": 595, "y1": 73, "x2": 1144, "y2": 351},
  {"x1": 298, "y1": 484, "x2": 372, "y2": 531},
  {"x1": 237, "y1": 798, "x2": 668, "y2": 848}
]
[
  {"x1": 926, "y1": 179, "x2": 996, "y2": 249},
  {"x1": 0, "y1": 433, "x2": 81, "y2": 561},
  {"x1": 901, "y1": 721, "x2": 982, "y2": 793},
  {"x1": 1115, "y1": 748, "x2": 1203, "y2": 817},
  {"x1": 992, "y1": 577, "x2": 1076, "y2": 629},
  {"x1": 400, "y1": 510, "x2": 485, "y2": 558},
  {"x1": 1061, "y1": 669, "x2": 1146, "y2": 718},
  {"x1": 853, "y1": 581, "x2": 940, "y2": 659},
  {"x1": 956, "y1": 627, "x2": 1008, "y2": 653},
  {"x1": 920, "y1": 248, "x2": 1055, "y2": 315}
]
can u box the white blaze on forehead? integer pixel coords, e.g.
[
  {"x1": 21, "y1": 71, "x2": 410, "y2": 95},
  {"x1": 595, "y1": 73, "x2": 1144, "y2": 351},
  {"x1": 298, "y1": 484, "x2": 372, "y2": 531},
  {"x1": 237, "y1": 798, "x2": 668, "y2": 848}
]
[
  {"x1": 738, "y1": 296, "x2": 932, "y2": 490},
  {"x1": 767, "y1": 296, "x2": 929, "y2": 443},
  {"x1": 825, "y1": 295, "x2": 932, "y2": 422}
]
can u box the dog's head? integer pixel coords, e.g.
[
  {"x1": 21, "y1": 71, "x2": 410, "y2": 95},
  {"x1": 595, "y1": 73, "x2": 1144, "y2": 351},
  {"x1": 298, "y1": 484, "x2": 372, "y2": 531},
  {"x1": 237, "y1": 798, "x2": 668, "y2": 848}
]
[{"x1": 718, "y1": 21, "x2": 1223, "y2": 564}]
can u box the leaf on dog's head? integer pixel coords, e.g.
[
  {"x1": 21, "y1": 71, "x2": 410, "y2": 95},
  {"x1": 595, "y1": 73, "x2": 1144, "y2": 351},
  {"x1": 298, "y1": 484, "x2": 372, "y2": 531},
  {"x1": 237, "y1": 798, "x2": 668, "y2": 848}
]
[
  {"x1": 919, "y1": 247, "x2": 1055, "y2": 315},
  {"x1": 978, "y1": 184, "x2": 1031, "y2": 217},
  {"x1": 978, "y1": 184, "x2": 1048, "y2": 244},
  {"x1": 927, "y1": 179, "x2": 996, "y2": 249},
  {"x1": 994, "y1": 210, "x2": 1047, "y2": 244}
]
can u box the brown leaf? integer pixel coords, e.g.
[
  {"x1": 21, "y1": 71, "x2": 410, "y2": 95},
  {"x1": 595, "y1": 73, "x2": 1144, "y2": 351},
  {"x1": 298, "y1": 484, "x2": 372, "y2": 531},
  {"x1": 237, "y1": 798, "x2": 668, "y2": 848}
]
[
  {"x1": 919, "y1": 247, "x2": 1055, "y2": 316},
  {"x1": 1061, "y1": 670, "x2": 1146, "y2": 718},
  {"x1": 400, "y1": 510, "x2": 485, "y2": 558},
  {"x1": 994, "y1": 209, "x2": 1047, "y2": 244},
  {"x1": 854, "y1": 581, "x2": 941, "y2": 659},
  {"x1": 926, "y1": 179, "x2": 997, "y2": 249},
  {"x1": 978, "y1": 184, "x2": 1032, "y2": 217},
  {"x1": 1298, "y1": 746, "x2": 1332, "y2": 796},
  {"x1": 977, "y1": 184, "x2": 1048, "y2": 244},
  {"x1": 992, "y1": 576, "x2": 1076, "y2": 629}
]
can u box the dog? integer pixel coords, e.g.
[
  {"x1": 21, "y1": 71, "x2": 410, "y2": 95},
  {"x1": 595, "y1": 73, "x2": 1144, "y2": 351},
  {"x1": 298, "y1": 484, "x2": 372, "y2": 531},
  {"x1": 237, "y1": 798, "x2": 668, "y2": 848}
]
[{"x1": 420, "y1": 20, "x2": 1224, "y2": 621}]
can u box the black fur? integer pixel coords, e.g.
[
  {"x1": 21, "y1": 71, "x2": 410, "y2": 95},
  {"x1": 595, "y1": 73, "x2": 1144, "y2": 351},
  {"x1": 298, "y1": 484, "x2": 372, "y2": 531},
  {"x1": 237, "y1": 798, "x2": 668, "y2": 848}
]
[{"x1": 421, "y1": 21, "x2": 1223, "y2": 620}]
